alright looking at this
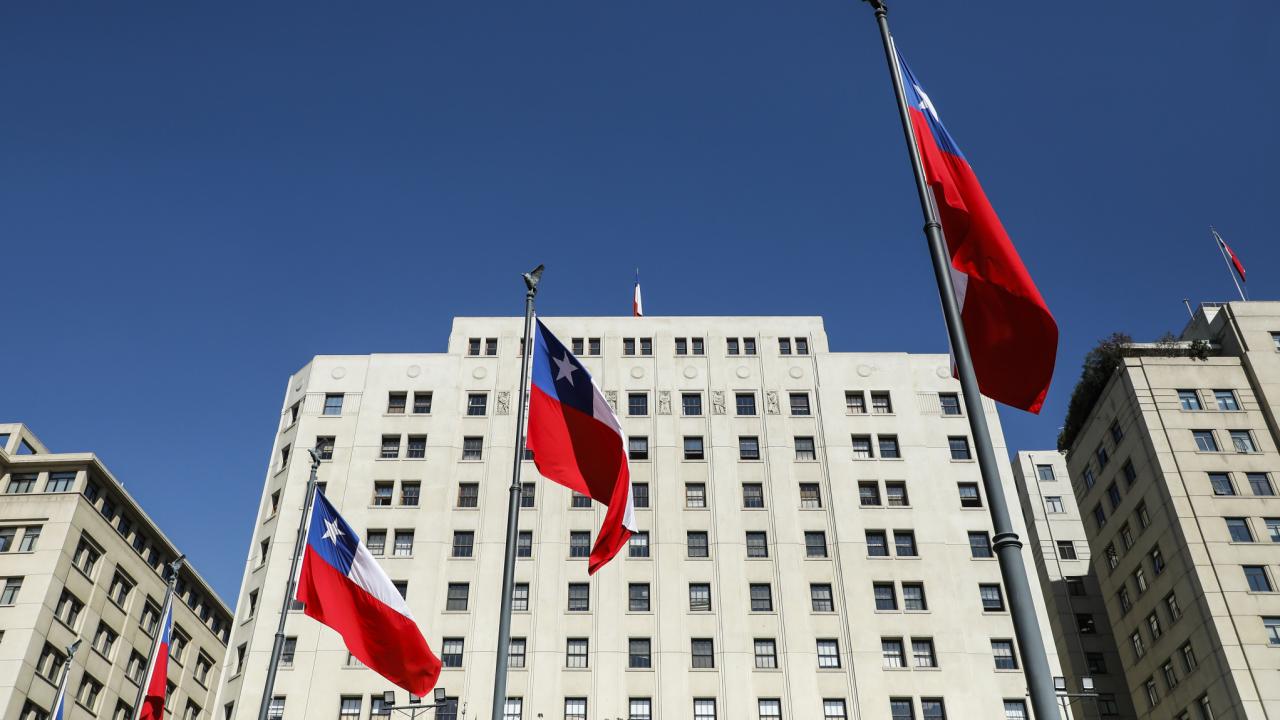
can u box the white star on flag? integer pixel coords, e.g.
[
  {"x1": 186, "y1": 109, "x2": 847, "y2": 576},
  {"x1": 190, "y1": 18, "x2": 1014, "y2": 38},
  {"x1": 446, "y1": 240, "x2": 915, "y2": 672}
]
[
  {"x1": 553, "y1": 353, "x2": 578, "y2": 385},
  {"x1": 322, "y1": 517, "x2": 345, "y2": 544}
]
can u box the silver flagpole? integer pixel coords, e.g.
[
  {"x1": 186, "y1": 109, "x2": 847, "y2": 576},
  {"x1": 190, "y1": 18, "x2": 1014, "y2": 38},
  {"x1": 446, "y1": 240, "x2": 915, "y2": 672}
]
[
  {"x1": 863, "y1": 2, "x2": 1059, "y2": 717},
  {"x1": 257, "y1": 450, "x2": 323, "y2": 720},
  {"x1": 489, "y1": 264, "x2": 543, "y2": 720},
  {"x1": 131, "y1": 555, "x2": 185, "y2": 720},
  {"x1": 1211, "y1": 227, "x2": 1246, "y2": 301},
  {"x1": 54, "y1": 638, "x2": 82, "y2": 715}
]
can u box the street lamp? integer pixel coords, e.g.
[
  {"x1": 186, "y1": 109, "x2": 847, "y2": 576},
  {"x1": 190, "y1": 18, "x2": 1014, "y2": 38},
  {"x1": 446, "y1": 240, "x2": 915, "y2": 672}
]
[
  {"x1": 383, "y1": 688, "x2": 449, "y2": 718},
  {"x1": 1051, "y1": 675, "x2": 1100, "y2": 719}
]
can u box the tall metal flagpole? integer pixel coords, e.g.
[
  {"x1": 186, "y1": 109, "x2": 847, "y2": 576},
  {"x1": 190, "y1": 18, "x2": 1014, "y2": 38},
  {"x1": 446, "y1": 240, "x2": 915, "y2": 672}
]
[
  {"x1": 132, "y1": 555, "x2": 185, "y2": 720},
  {"x1": 1211, "y1": 227, "x2": 1246, "y2": 301},
  {"x1": 54, "y1": 638, "x2": 82, "y2": 716},
  {"x1": 257, "y1": 449, "x2": 323, "y2": 720},
  {"x1": 862, "y1": 3, "x2": 1059, "y2": 718},
  {"x1": 490, "y1": 264, "x2": 543, "y2": 720}
]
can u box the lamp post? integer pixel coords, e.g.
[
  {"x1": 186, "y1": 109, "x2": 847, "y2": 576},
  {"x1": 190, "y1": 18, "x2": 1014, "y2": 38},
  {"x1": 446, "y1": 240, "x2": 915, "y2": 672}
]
[
  {"x1": 382, "y1": 687, "x2": 451, "y2": 719},
  {"x1": 1050, "y1": 676, "x2": 1099, "y2": 719}
]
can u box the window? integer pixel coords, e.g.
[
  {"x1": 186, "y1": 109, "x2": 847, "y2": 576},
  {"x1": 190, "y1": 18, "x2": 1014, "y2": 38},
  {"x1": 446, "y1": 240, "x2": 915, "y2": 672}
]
[
  {"x1": 628, "y1": 393, "x2": 648, "y2": 416},
  {"x1": 1108, "y1": 483, "x2": 1122, "y2": 510},
  {"x1": 889, "y1": 699, "x2": 914, "y2": 720},
  {"x1": 17, "y1": 527, "x2": 40, "y2": 553},
  {"x1": 1097, "y1": 444, "x2": 1110, "y2": 468},
  {"x1": 629, "y1": 583, "x2": 650, "y2": 612},
  {"x1": 462, "y1": 436, "x2": 483, "y2": 460},
  {"x1": 796, "y1": 484, "x2": 822, "y2": 510},
  {"x1": 569, "y1": 531, "x2": 591, "y2": 558},
  {"x1": 566, "y1": 638, "x2": 589, "y2": 668},
  {"x1": 980, "y1": 583, "x2": 1005, "y2": 611},
  {"x1": 55, "y1": 589, "x2": 83, "y2": 627},
  {"x1": 754, "y1": 638, "x2": 778, "y2": 668},
  {"x1": 1210, "y1": 472, "x2": 1236, "y2": 496},
  {"x1": 446, "y1": 583, "x2": 469, "y2": 611},
  {"x1": 7, "y1": 474, "x2": 35, "y2": 493},
  {"x1": 380, "y1": 435, "x2": 401, "y2": 459},
  {"x1": 873, "y1": 582, "x2": 897, "y2": 610},
  {"x1": 743, "y1": 483, "x2": 765, "y2": 508},
  {"x1": 686, "y1": 483, "x2": 707, "y2": 509},
  {"x1": 279, "y1": 638, "x2": 296, "y2": 668},
  {"x1": 1057, "y1": 540, "x2": 1077, "y2": 559},
  {"x1": 412, "y1": 392, "x2": 432, "y2": 414},
  {"x1": 1144, "y1": 678, "x2": 1159, "y2": 708},
  {"x1": 567, "y1": 583, "x2": 590, "y2": 611},
  {"x1": 866, "y1": 530, "x2": 889, "y2": 557},
  {"x1": 682, "y1": 393, "x2": 703, "y2": 416},
  {"x1": 920, "y1": 699, "x2": 946, "y2": 720},
  {"x1": 1123, "y1": 460, "x2": 1138, "y2": 486},
  {"x1": 939, "y1": 392, "x2": 961, "y2": 416},
  {"x1": 736, "y1": 392, "x2": 757, "y2": 416},
  {"x1": 93, "y1": 621, "x2": 118, "y2": 657},
  {"x1": 817, "y1": 639, "x2": 841, "y2": 668},
  {"x1": 1192, "y1": 430, "x2": 1219, "y2": 452},
  {"x1": 882, "y1": 637, "x2": 905, "y2": 668},
  {"x1": 739, "y1": 436, "x2": 761, "y2": 460},
  {"x1": 846, "y1": 391, "x2": 866, "y2": 414},
  {"x1": 571, "y1": 337, "x2": 585, "y2": 355},
  {"x1": 1263, "y1": 616, "x2": 1280, "y2": 646},
  {"x1": 851, "y1": 435, "x2": 873, "y2": 459},
  {"x1": 823, "y1": 700, "x2": 848, "y2": 720},
  {"x1": 1245, "y1": 565, "x2": 1273, "y2": 592},
  {"x1": 570, "y1": 491, "x2": 592, "y2": 508},
  {"x1": 1166, "y1": 591, "x2": 1183, "y2": 620},
  {"x1": 1137, "y1": 501, "x2": 1151, "y2": 528},
  {"x1": 789, "y1": 392, "x2": 811, "y2": 416},
  {"x1": 1214, "y1": 389, "x2": 1239, "y2": 410},
  {"x1": 894, "y1": 531, "x2": 917, "y2": 557},
  {"x1": 1130, "y1": 631, "x2": 1145, "y2": 658},
  {"x1": 878, "y1": 435, "x2": 901, "y2": 459},
  {"x1": 1118, "y1": 586, "x2": 1133, "y2": 613},
  {"x1": 689, "y1": 583, "x2": 711, "y2": 612},
  {"x1": 811, "y1": 583, "x2": 835, "y2": 612},
  {"x1": 1134, "y1": 566, "x2": 1148, "y2": 594},
  {"x1": 502, "y1": 699, "x2": 522, "y2": 720},
  {"x1": 795, "y1": 436, "x2": 816, "y2": 460},
  {"x1": 46, "y1": 472, "x2": 76, "y2": 492},
  {"x1": 969, "y1": 532, "x2": 993, "y2": 558},
  {"x1": 948, "y1": 436, "x2": 971, "y2": 460},
  {"x1": 628, "y1": 638, "x2": 651, "y2": 668},
  {"x1": 630, "y1": 699, "x2": 653, "y2": 720},
  {"x1": 323, "y1": 394, "x2": 344, "y2": 415},
  {"x1": 958, "y1": 483, "x2": 981, "y2": 508},
  {"x1": 373, "y1": 482, "x2": 394, "y2": 506},
  {"x1": 1003, "y1": 701, "x2": 1028, "y2": 720},
  {"x1": 1182, "y1": 642, "x2": 1198, "y2": 673},
  {"x1": 758, "y1": 699, "x2": 782, "y2": 720},
  {"x1": 692, "y1": 337, "x2": 704, "y2": 354},
  {"x1": 1178, "y1": 389, "x2": 1202, "y2": 410},
  {"x1": 507, "y1": 637, "x2": 526, "y2": 668},
  {"x1": 452, "y1": 531, "x2": 474, "y2": 558},
  {"x1": 912, "y1": 638, "x2": 937, "y2": 667},
  {"x1": 1227, "y1": 517, "x2": 1253, "y2": 542},
  {"x1": 1267, "y1": 518, "x2": 1280, "y2": 542},
  {"x1": 871, "y1": 392, "x2": 892, "y2": 414},
  {"x1": 109, "y1": 571, "x2": 134, "y2": 605},
  {"x1": 684, "y1": 436, "x2": 705, "y2": 460},
  {"x1": 730, "y1": 336, "x2": 744, "y2": 355},
  {"x1": 859, "y1": 482, "x2": 881, "y2": 506},
  {"x1": 1110, "y1": 420, "x2": 1124, "y2": 443},
  {"x1": 629, "y1": 532, "x2": 650, "y2": 558},
  {"x1": 902, "y1": 582, "x2": 927, "y2": 610},
  {"x1": 886, "y1": 481, "x2": 908, "y2": 506},
  {"x1": 512, "y1": 583, "x2": 529, "y2": 612},
  {"x1": 1249, "y1": 473, "x2": 1276, "y2": 495},
  {"x1": 750, "y1": 583, "x2": 773, "y2": 611},
  {"x1": 339, "y1": 697, "x2": 362, "y2": 719},
  {"x1": 441, "y1": 638, "x2": 464, "y2": 668},
  {"x1": 1035, "y1": 464, "x2": 1056, "y2": 482},
  {"x1": 694, "y1": 699, "x2": 717, "y2": 720},
  {"x1": 805, "y1": 531, "x2": 828, "y2": 558},
  {"x1": 746, "y1": 531, "x2": 769, "y2": 558},
  {"x1": 457, "y1": 483, "x2": 479, "y2": 508},
  {"x1": 384, "y1": 391, "x2": 407, "y2": 414},
  {"x1": 628, "y1": 437, "x2": 649, "y2": 460},
  {"x1": 691, "y1": 639, "x2": 715, "y2": 668},
  {"x1": 688, "y1": 531, "x2": 710, "y2": 558},
  {"x1": 992, "y1": 639, "x2": 1017, "y2": 669},
  {"x1": 1045, "y1": 496, "x2": 1065, "y2": 513},
  {"x1": 779, "y1": 338, "x2": 792, "y2": 355},
  {"x1": 1231, "y1": 430, "x2": 1257, "y2": 453},
  {"x1": 1148, "y1": 611, "x2": 1163, "y2": 640},
  {"x1": 77, "y1": 674, "x2": 103, "y2": 711},
  {"x1": 516, "y1": 531, "x2": 532, "y2": 558}
]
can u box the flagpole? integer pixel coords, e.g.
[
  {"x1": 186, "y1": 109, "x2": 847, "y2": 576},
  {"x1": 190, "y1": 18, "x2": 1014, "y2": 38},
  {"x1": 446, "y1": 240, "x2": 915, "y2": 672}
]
[
  {"x1": 489, "y1": 264, "x2": 543, "y2": 720},
  {"x1": 862, "y1": 3, "x2": 1059, "y2": 718},
  {"x1": 1211, "y1": 227, "x2": 1246, "y2": 301},
  {"x1": 131, "y1": 555, "x2": 184, "y2": 720},
  {"x1": 256, "y1": 450, "x2": 322, "y2": 720},
  {"x1": 54, "y1": 638, "x2": 82, "y2": 717}
]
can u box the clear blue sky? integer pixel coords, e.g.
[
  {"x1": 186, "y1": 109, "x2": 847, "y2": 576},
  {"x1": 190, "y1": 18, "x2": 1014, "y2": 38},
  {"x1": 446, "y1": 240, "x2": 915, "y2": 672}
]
[{"x1": 3, "y1": 2, "x2": 1277, "y2": 603}]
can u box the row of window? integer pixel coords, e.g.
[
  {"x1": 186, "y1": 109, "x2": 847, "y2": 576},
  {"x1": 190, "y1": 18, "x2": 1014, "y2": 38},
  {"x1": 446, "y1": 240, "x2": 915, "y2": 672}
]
[
  {"x1": 327, "y1": 695, "x2": 852, "y2": 720},
  {"x1": 3, "y1": 470, "x2": 76, "y2": 494},
  {"x1": 1225, "y1": 516, "x2": 1280, "y2": 543},
  {"x1": 0, "y1": 524, "x2": 41, "y2": 553},
  {"x1": 1191, "y1": 428, "x2": 1261, "y2": 453},
  {"x1": 464, "y1": 334, "x2": 816, "y2": 359}
]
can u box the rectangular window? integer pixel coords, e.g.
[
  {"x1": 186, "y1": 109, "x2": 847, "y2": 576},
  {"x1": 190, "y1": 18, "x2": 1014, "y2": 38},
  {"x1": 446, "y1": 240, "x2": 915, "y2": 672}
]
[
  {"x1": 1192, "y1": 430, "x2": 1219, "y2": 452},
  {"x1": 689, "y1": 583, "x2": 711, "y2": 612},
  {"x1": 1245, "y1": 565, "x2": 1274, "y2": 592},
  {"x1": 1057, "y1": 540, "x2": 1077, "y2": 559},
  {"x1": 1230, "y1": 429, "x2": 1257, "y2": 453},
  {"x1": 1123, "y1": 460, "x2": 1138, "y2": 486},
  {"x1": 462, "y1": 436, "x2": 483, "y2": 460},
  {"x1": 873, "y1": 582, "x2": 897, "y2": 610},
  {"x1": 743, "y1": 483, "x2": 765, "y2": 508},
  {"x1": 739, "y1": 436, "x2": 761, "y2": 460},
  {"x1": 805, "y1": 531, "x2": 828, "y2": 558},
  {"x1": 881, "y1": 638, "x2": 905, "y2": 668},
  {"x1": 517, "y1": 531, "x2": 532, "y2": 558},
  {"x1": 457, "y1": 483, "x2": 479, "y2": 508},
  {"x1": 889, "y1": 699, "x2": 914, "y2": 720},
  {"x1": 789, "y1": 392, "x2": 811, "y2": 416},
  {"x1": 373, "y1": 482, "x2": 394, "y2": 506},
  {"x1": 992, "y1": 639, "x2": 1018, "y2": 669},
  {"x1": 878, "y1": 435, "x2": 901, "y2": 459},
  {"x1": 464, "y1": 393, "x2": 487, "y2": 417},
  {"x1": 686, "y1": 483, "x2": 707, "y2": 509},
  {"x1": 567, "y1": 583, "x2": 590, "y2": 612},
  {"x1": 629, "y1": 532, "x2": 650, "y2": 558},
  {"x1": 969, "y1": 532, "x2": 993, "y2": 558},
  {"x1": 628, "y1": 436, "x2": 649, "y2": 460},
  {"x1": 386, "y1": 392, "x2": 407, "y2": 414},
  {"x1": 800, "y1": 483, "x2": 822, "y2": 508},
  {"x1": 859, "y1": 481, "x2": 881, "y2": 506},
  {"x1": 1263, "y1": 617, "x2": 1280, "y2": 646},
  {"x1": 569, "y1": 531, "x2": 591, "y2": 558},
  {"x1": 692, "y1": 337, "x2": 705, "y2": 355},
  {"x1": 512, "y1": 583, "x2": 529, "y2": 612},
  {"x1": 746, "y1": 531, "x2": 769, "y2": 558},
  {"x1": 1266, "y1": 518, "x2": 1280, "y2": 542},
  {"x1": 682, "y1": 393, "x2": 703, "y2": 416},
  {"x1": 750, "y1": 583, "x2": 773, "y2": 612},
  {"x1": 445, "y1": 583, "x2": 469, "y2": 611},
  {"x1": 503, "y1": 699, "x2": 522, "y2": 720},
  {"x1": 566, "y1": 638, "x2": 589, "y2": 668},
  {"x1": 379, "y1": 436, "x2": 400, "y2": 459},
  {"x1": 688, "y1": 531, "x2": 710, "y2": 558},
  {"x1": 633, "y1": 483, "x2": 649, "y2": 508},
  {"x1": 675, "y1": 338, "x2": 688, "y2": 355},
  {"x1": 1004, "y1": 701, "x2": 1029, "y2": 720},
  {"x1": 811, "y1": 583, "x2": 835, "y2": 612},
  {"x1": 1178, "y1": 389, "x2": 1202, "y2": 410},
  {"x1": 958, "y1": 483, "x2": 981, "y2": 507},
  {"x1": 684, "y1": 436, "x2": 705, "y2": 460},
  {"x1": 886, "y1": 481, "x2": 908, "y2": 506},
  {"x1": 795, "y1": 436, "x2": 816, "y2": 460},
  {"x1": 571, "y1": 491, "x2": 592, "y2": 508},
  {"x1": 6, "y1": 474, "x2": 36, "y2": 494},
  {"x1": 817, "y1": 639, "x2": 841, "y2": 668},
  {"x1": 744, "y1": 338, "x2": 757, "y2": 355},
  {"x1": 948, "y1": 436, "x2": 972, "y2": 460},
  {"x1": 894, "y1": 531, "x2": 917, "y2": 557},
  {"x1": 846, "y1": 391, "x2": 866, "y2": 414},
  {"x1": 691, "y1": 639, "x2": 715, "y2": 668},
  {"x1": 939, "y1": 393, "x2": 961, "y2": 416},
  {"x1": 629, "y1": 583, "x2": 650, "y2": 612},
  {"x1": 323, "y1": 394, "x2": 344, "y2": 415},
  {"x1": 508, "y1": 638, "x2": 526, "y2": 668},
  {"x1": 736, "y1": 392, "x2": 757, "y2": 416},
  {"x1": 851, "y1": 435, "x2": 873, "y2": 459},
  {"x1": 1045, "y1": 496, "x2": 1065, "y2": 513},
  {"x1": 628, "y1": 638, "x2": 652, "y2": 668},
  {"x1": 46, "y1": 472, "x2": 76, "y2": 492},
  {"x1": 980, "y1": 583, "x2": 1005, "y2": 611},
  {"x1": 902, "y1": 583, "x2": 927, "y2": 610},
  {"x1": 1, "y1": 577, "x2": 22, "y2": 605},
  {"x1": 1215, "y1": 389, "x2": 1240, "y2": 410},
  {"x1": 441, "y1": 638, "x2": 464, "y2": 668},
  {"x1": 452, "y1": 531, "x2": 474, "y2": 558},
  {"x1": 1210, "y1": 472, "x2": 1236, "y2": 496},
  {"x1": 1227, "y1": 517, "x2": 1253, "y2": 542},
  {"x1": 400, "y1": 481, "x2": 420, "y2": 506},
  {"x1": 912, "y1": 638, "x2": 937, "y2": 668},
  {"x1": 871, "y1": 392, "x2": 892, "y2": 414},
  {"x1": 412, "y1": 392, "x2": 432, "y2": 414},
  {"x1": 779, "y1": 338, "x2": 792, "y2": 355},
  {"x1": 866, "y1": 530, "x2": 889, "y2": 557},
  {"x1": 759, "y1": 699, "x2": 782, "y2": 720},
  {"x1": 754, "y1": 638, "x2": 778, "y2": 668},
  {"x1": 628, "y1": 393, "x2": 648, "y2": 416},
  {"x1": 1250, "y1": 473, "x2": 1276, "y2": 495}
]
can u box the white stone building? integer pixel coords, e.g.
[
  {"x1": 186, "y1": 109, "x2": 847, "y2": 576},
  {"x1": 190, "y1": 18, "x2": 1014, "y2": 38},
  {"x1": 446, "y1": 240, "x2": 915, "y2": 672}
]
[{"x1": 216, "y1": 316, "x2": 1068, "y2": 720}]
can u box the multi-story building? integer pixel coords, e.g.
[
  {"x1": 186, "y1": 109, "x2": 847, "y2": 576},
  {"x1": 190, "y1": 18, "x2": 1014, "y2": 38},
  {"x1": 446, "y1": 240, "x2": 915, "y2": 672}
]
[
  {"x1": 1063, "y1": 301, "x2": 1280, "y2": 719},
  {"x1": 217, "y1": 316, "x2": 1068, "y2": 720},
  {"x1": 0, "y1": 423, "x2": 233, "y2": 720},
  {"x1": 1012, "y1": 450, "x2": 1137, "y2": 719}
]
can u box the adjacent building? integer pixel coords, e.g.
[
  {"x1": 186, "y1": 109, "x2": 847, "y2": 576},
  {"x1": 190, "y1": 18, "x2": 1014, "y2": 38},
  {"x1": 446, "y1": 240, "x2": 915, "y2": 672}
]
[
  {"x1": 216, "y1": 315, "x2": 1069, "y2": 720},
  {"x1": 0, "y1": 423, "x2": 233, "y2": 720},
  {"x1": 1062, "y1": 301, "x2": 1280, "y2": 719},
  {"x1": 1012, "y1": 450, "x2": 1137, "y2": 719}
]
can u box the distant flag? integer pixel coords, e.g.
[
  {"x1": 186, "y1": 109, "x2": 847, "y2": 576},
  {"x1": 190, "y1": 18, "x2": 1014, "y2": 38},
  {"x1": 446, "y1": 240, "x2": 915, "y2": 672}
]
[
  {"x1": 526, "y1": 319, "x2": 636, "y2": 573},
  {"x1": 633, "y1": 270, "x2": 644, "y2": 317},
  {"x1": 135, "y1": 596, "x2": 174, "y2": 720},
  {"x1": 296, "y1": 491, "x2": 442, "y2": 695},
  {"x1": 50, "y1": 640, "x2": 81, "y2": 720},
  {"x1": 1213, "y1": 227, "x2": 1247, "y2": 291},
  {"x1": 896, "y1": 48, "x2": 1058, "y2": 414}
]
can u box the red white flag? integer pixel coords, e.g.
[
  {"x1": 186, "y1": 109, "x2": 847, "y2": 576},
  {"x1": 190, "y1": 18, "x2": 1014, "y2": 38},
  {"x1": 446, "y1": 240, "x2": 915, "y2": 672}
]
[
  {"x1": 1214, "y1": 229, "x2": 1246, "y2": 282},
  {"x1": 632, "y1": 272, "x2": 644, "y2": 317}
]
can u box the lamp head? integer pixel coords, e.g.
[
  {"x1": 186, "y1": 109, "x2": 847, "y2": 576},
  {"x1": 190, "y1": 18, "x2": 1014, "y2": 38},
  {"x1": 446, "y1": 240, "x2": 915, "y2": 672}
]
[
  {"x1": 433, "y1": 687, "x2": 446, "y2": 703},
  {"x1": 1054, "y1": 676, "x2": 1067, "y2": 692},
  {"x1": 383, "y1": 691, "x2": 395, "y2": 707}
]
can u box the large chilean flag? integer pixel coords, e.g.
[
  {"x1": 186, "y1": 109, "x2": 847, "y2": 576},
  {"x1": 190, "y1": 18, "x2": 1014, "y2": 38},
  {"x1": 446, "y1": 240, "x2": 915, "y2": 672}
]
[
  {"x1": 527, "y1": 318, "x2": 637, "y2": 574},
  {"x1": 897, "y1": 48, "x2": 1058, "y2": 414},
  {"x1": 135, "y1": 596, "x2": 173, "y2": 720},
  {"x1": 295, "y1": 491, "x2": 441, "y2": 695}
]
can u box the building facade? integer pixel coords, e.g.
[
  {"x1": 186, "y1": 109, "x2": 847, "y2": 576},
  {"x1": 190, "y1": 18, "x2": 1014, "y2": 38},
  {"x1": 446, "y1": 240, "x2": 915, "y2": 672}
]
[
  {"x1": 1012, "y1": 450, "x2": 1138, "y2": 719},
  {"x1": 0, "y1": 423, "x2": 233, "y2": 720},
  {"x1": 1063, "y1": 301, "x2": 1280, "y2": 719},
  {"x1": 217, "y1": 316, "x2": 1068, "y2": 720}
]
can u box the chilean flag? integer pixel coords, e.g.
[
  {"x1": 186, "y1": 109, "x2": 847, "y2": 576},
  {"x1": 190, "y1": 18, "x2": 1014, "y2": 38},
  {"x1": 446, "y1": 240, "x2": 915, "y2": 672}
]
[
  {"x1": 135, "y1": 597, "x2": 173, "y2": 720},
  {"x1": 897, "y1": 48, "x2": 1058, "y2": 414},
  {"x1": 1214, "y1": 230, "x2": 1246, "y2": 282},
  {"x1": 295, "y1": 491, "x2": 441, "y2": 695},
  {"x1": 527, "y1": 318, "x2": 637, "y2": 574},
  {"x1": 633, "y1": 271, "x2": 644, "y2": 317}
]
